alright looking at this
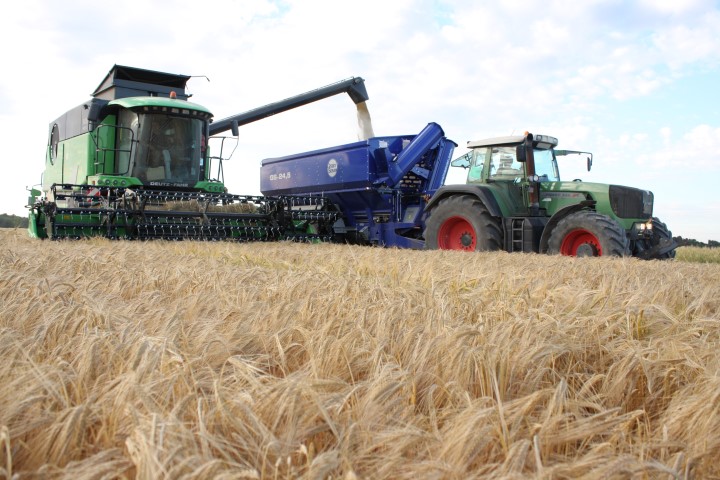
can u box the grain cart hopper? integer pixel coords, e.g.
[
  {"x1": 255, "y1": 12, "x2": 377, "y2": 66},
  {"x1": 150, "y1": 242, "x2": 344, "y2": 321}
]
[
  {"x1": 261, "y1": 122, "x2": 457, "y2": 248},
  {"x1": 260, "y1": 129, "x2": 676, "y2": 258},
  {"x1": 27, "y1": 65, "x2": 368, "y2": 241}
]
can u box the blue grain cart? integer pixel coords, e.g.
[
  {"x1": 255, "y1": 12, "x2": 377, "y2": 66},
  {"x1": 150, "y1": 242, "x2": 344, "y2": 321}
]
[{"x1": 260, "y1": 122, "x2": 456, "y2": 249}]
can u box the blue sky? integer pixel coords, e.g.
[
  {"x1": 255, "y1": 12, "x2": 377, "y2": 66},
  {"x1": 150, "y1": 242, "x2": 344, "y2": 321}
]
[{"x1": 1, "y1": 0, "x2": 718, "y2": 242}]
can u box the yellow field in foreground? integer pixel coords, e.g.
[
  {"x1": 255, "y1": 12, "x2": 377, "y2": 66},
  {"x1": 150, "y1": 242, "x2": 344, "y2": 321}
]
[{"x1": 1, "y1": 229, "x2": 719, "y2": 479}]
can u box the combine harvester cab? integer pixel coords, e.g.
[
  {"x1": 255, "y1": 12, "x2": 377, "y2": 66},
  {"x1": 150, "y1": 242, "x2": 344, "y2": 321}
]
[
  {"x1": 260, "y1": 122, "x2": 457, "y2": 248},
  {"x1": 27, "y1": 65, "x2": 368, "y2": 242}
]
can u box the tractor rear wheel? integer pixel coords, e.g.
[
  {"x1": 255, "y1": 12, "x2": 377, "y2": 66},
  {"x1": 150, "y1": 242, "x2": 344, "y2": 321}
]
[
  {"x1": 424, "y1": 195, "x2": 502, "y2": 252},
  {"x1": 547, "y1": 211, "x2": 629, "y2": 257}
]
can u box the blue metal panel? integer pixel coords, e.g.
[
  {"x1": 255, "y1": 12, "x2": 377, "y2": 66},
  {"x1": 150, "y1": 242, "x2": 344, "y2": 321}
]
[
  {"x1": 261, "y1": 134, "x2": 416, "y2": 196},
  {"x1": 261, "y1": 140, "x2": 374, "y2": 195}
]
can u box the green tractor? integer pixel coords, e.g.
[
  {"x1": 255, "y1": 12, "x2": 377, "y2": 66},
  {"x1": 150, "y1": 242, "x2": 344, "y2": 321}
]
[
  {"x1": 27, "y1": 65, "x2": 368, "y2": 241},
  {"x1": 423, "y1": 132, "x2": 676, "y2": 258}
]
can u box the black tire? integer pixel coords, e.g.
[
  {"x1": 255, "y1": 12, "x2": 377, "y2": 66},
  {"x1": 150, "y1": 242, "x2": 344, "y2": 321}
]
[
  {"x1": 632, "y1": 217, "x2": 677, "y2": 260},
  {"x1": 547, "y1": 211, "x2": 629, "y2": 257},
  {"x1": 423, "y1": 195, "x2": 502, "y2": 251}
]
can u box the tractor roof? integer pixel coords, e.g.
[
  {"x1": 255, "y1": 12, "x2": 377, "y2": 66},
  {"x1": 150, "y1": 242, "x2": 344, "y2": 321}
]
[
  {"x1": 467, "y1": 135, "x2": 525, "y2": 148},
  {"x1": 467, "y1": 134, "x2": 558, "y2": 149}
]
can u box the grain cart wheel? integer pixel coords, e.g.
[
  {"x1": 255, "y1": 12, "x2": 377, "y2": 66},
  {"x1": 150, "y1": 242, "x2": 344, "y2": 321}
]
[
  {"x1": 424, "y1": 195, "x2": 502, "y2": 251},
  {"x1": 547, "y1": 211, "x2": 629, "y2": 257}
]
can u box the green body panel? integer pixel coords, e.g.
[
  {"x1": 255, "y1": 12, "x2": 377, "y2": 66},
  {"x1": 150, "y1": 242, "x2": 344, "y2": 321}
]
[
  {"x1": 43, "y1": 133, "x2": 97, "y2": 191},
  {"x1": 109, "y1": 97, "x2": 212, "y2": 114},
  {"x1": 476, "y1": 179, "x2": 648, "y2": 229},
  {"x1": 480, "y1": 181, "x2": 527, "y2": 217},
  {"x1": 27, "y1": 208, "x2": 44, "y2": 239},
  {"x1": 27, "y1": 188, "x2": 44, "y2": 238},
  {"x1": 539, "y1": 181, "x2": 645, "y2": 229},
  {"x1": 87, "y1": 176, "x2": 228, "y2": 192},
  {"x1": 193, "y1": 180, "x2": 227, "y2": 193},
  {"x1": 88, "y1": 175, "x2": 143, "y2": 188}
]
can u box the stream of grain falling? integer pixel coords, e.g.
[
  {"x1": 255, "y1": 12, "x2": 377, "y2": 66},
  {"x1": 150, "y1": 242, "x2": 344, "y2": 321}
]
[{"x1": 356, "y1": 101, "x2": 375, "y2": 140}]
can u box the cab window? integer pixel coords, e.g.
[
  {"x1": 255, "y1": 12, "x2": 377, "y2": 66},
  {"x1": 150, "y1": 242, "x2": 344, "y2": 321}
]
[
  {"x1": 489, "y1": 147, "x2": 523, "y2": 180},
  {"x1": 467, "y1": 148, "x2": 488, "y2": 183}
]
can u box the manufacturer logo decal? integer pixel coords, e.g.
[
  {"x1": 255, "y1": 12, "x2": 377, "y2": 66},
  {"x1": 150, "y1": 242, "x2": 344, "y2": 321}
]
[{"x1": 327, "y1": 159, "x2": 338, "y2": 178}]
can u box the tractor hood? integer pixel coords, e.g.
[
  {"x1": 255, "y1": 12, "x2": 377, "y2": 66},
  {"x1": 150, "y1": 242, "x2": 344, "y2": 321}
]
[{"x1": 540, "y1": 181, "x2": 654, "y2": 222}]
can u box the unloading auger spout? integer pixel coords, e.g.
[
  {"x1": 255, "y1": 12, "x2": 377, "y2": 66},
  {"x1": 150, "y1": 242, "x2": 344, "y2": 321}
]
[{"x1": 209, "y1": 77, "x2": 369, "y2": 136}]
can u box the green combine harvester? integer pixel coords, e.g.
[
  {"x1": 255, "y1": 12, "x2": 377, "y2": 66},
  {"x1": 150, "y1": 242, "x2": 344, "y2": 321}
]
[{"x1": 27, "y1": 65, "x2": 368, "y2": 241}]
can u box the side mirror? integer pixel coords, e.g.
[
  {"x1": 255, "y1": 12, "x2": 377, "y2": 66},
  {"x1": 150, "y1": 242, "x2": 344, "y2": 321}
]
[
  {"x1": 516, "y1": 144, "x2": 526, "y2": 162},
  {"x1": 587, "y1": 154, "x2": 593, "y2": 172}
]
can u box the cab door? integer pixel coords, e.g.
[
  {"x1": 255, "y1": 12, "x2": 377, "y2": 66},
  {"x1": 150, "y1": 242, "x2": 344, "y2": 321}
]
[{"x1": 487, "y1": 147, "x2": 527, "y2": 215}]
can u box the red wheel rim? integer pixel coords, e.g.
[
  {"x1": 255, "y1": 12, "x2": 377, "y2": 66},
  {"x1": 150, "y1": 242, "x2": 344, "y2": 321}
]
[
  {"x1": 438, "y1": 216, "x2": 476, "y2": 250},
  {"x1": 560, "y1": 229, "x2": 602, "y2": 256}
]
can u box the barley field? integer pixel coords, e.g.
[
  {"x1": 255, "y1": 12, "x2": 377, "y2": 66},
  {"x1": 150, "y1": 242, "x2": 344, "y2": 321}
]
[{"x1": 1, "y1": 228, "x2": 719, "y2": 479}]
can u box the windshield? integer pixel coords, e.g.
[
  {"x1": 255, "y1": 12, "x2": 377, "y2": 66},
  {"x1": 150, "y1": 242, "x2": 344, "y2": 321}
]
[
  {"x1": 489, "y1": 146, "x2": 523, "y2": 180},
  {"x1": 131, "y1": 113, "x2": 205, "y2": 186},
  {"x1": 534, "y1": 149, "x2": 559, "y2": 181}
]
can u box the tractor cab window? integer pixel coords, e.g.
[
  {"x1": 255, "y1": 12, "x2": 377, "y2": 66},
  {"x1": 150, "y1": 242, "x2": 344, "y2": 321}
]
[
  {"x1": 132, "y1": 113, "x2": 205, "y2": 185},
  {"x1": 534, "y1": 149, "x2": 560, "y2": 182},
  {"x1": 467, "y1": 148, "x2": 488, "y2": 183},
  {"x1": 489, "y1": 147, "x2": 523, "y2": 180}
]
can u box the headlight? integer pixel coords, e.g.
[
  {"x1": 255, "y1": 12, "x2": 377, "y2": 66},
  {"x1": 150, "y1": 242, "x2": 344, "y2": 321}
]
[{"x1": 632, "y1": 220, "x2": 653, "y2": 236}]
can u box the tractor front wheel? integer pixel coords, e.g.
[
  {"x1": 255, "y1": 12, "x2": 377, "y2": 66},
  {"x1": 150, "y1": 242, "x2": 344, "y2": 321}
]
[
  {"x1": 547, "y1": 211, "x2": 629, "y2": 257},
  {"x1": 631, "y1": 217, "x2": 677, "y2": 260},
  {"x1": 424, "y1": 195, "x2": 502, "y2": 252}
]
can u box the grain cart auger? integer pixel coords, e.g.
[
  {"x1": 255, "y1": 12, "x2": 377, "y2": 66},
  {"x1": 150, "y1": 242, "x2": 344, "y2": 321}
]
[{"x1": 27, "y1": 65, "x2": 368, "y2": 241}]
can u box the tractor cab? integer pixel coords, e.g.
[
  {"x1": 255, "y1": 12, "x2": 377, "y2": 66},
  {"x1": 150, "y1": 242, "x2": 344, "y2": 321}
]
[
  {"x1": 451, "y1": 134, "x2": 562, "y2": 218},
  {"x1": 451, "y1": 133, "x2": 596, "y2": 219},
  {"x1": 456, "y1": 134, "x2": 561, "y2": 185}
]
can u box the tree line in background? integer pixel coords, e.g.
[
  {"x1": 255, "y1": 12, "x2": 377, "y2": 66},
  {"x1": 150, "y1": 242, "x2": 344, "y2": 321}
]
[
  {"x1": 0, "y1": 213, "x2": 28, "y2": 228},
  {"x1": 1, "y1": 212, "x2": 718, "y2": 247},
  {"x1": 674, "y1": 236, "x2": 720, "y2": 248}
]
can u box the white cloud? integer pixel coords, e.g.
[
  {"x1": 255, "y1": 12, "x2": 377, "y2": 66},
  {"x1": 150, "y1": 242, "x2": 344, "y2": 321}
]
[
  {"x1": 641, "y1": 124, "x2": 720, "y2": 169},
  {"x1": 638, "y1": 0, "x2": 713, "y2": 16},
  {"x1": 652, "y1": 12, "x2": 720, "y2": 69}
]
